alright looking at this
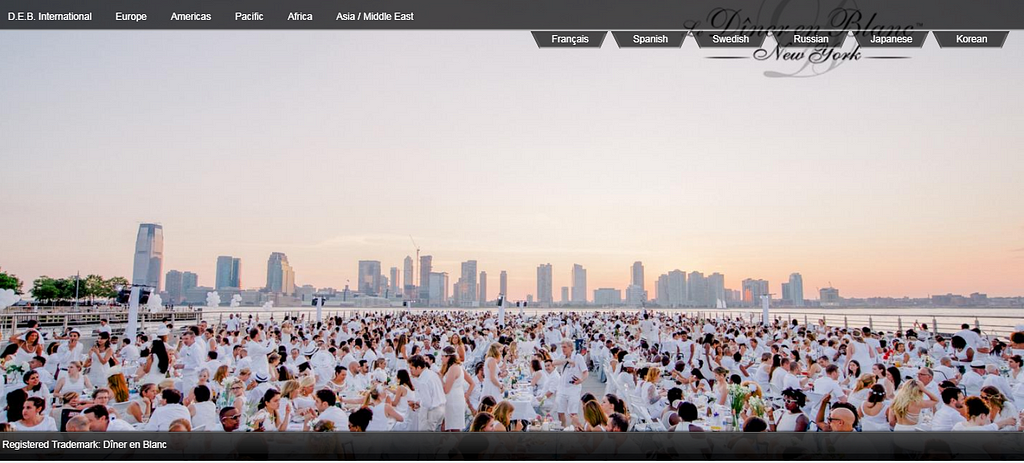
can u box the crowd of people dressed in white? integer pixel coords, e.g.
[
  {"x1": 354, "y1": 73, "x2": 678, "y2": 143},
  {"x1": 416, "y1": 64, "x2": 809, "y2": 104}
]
[{"x1": 3, "y1": 310, "x2": 1024, "y2": 433}]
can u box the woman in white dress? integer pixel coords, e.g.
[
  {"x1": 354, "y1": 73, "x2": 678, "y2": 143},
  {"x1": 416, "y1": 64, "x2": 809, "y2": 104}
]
[
  {"x1": 981, "y1": 385, "x2": 1020, "y2": 430},
  {"x1": 137, "y1": 340, "x2": 171, "y2": 385},
  {"x1": 441, "y1": 346, "x2": 469, "y2": 431},
  {"x1": 13, "y1": 397, "x2": 57, "y2": 432},
  {"x1": 859, "y1": 385, "x2": 891, "y2": 431},
  {"x1": 7, "y1": 329, "x2": 43, "y2": 365},
  {"x1": 125, "y1": 383, "x2": 158, "y2": 425},
  {"x1": 362, "y1": 388, "x2": 403, "y2": 431},
  {"x1": 85, "y1": 332, "x2": 115, "y2": 387},
  {"x1": 390, "y1": 369, "x2": 418, "y2": 430},
  {"x1": 845, "y1": 331, "x2": 875, "y2": 380},
  {"x1": 769, "y1": 388, "x2": 810, "y2": 432},
  {"x1": 482, "y1": 343, "x2": 504, "y2": 400},
  {"x1": 53, "y1": 361, "x2": 91, "y2": 396},
  {"x1": 251, "y1": 389, "x2": 291, "y2": 432}
]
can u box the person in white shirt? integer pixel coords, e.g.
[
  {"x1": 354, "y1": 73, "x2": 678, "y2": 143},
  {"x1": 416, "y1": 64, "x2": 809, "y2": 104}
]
[
  {"x1": 303, "y1": 388, "x2": 349, "y2": 431},
  {"x1": 929, "y1": 336, "x2": 951, "y2": 360},
  {"x1": 82, "y1": 404, "x2": 135, "y2": 431},
  {"x1": 960, "y1": 362, "x2": 987, "y2": 396},
  {"x1": 245, "y1": 328, "x2": 276, "y2": 377},
  {"x1": 930, "y1": 387, "x2": 967, "y2": 431},
  {"x1": 409, "y1": 354, "x2": 446, "y2": 431},
  {"x1": 553, "y1": 341, "x2": 588, "y2": 427},
  {"x1": 144, "y1": 389, "x2": 192, "y2": 431},
  {"x1": 951, "y1": 396, "x2": 1014, "y2": 431},
  {"x1": 55, "y1": 329, "x2": 86, "y2": 376},
  {"x1": 176, "y1": 327, "x2": 206, "y2": 394},
  {"x1": 814, "y1": 365, "x2": 847, "y2": 404}
]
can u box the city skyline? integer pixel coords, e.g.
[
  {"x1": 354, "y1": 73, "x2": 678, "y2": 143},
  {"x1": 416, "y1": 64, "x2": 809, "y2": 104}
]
[
  {"x1": 1, "y1": 32, "x2": 1021, "y2": 299},
  {"x1": 2, "y1": 221, "x2": 1019, "y2": 303}
]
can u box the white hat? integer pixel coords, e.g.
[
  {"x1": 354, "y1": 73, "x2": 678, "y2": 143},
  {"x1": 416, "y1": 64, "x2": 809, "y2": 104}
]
[
  {"x1": 623, "y1": 360, "x2": 637, "y2": 368},
  {"x1": 155, "y1": 327, "x2": 170, "y2": 337}
]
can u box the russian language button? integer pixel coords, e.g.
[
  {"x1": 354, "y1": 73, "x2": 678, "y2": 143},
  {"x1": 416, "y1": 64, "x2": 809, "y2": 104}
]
[
  {"x1": 611, "y1": 31, "x2": 686, "y2": 48},
  {"x1": 773, "y1": 31, "x2": 847, "y2": 48},
  {"x1": 692, "y1": 31, "x2": 766, "y2": 48},
  {"x1": 853, "y1": 31, "x2": 929, "y2": 47},
  {"x1": 933, "y1": 31, "x2": 1007, "y2": 48},
  {"x1": 532, "y1": 31, "x2": 607, "y2": 48}
]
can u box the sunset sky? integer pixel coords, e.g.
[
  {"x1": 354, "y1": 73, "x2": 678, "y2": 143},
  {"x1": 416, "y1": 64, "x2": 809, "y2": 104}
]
[{"x1": 1, "y1": 31, "x2": 1022, "y2": 299}]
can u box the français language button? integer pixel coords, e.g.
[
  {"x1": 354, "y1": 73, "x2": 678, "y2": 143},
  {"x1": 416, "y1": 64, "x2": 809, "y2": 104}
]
[
  {"x1": 611, "y1": 31, "x2": 686, "y2": 48},
  {"x1": 532, "y1": 31, "x2": 607, "y2": 48},
  {"x1": 933, "y1": 31, "x2": 1007, "y2": 48}
]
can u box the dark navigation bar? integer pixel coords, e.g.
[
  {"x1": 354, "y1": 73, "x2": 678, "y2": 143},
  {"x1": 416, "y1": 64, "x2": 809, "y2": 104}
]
[{"x1": 2, "y1": 0, "x2": 1024, "y2": 30}]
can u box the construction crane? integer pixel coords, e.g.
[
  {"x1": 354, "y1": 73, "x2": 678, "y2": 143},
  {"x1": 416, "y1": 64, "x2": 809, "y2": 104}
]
[{"x1": 410, "y1": 236, "x2": 420, "y2": 286}]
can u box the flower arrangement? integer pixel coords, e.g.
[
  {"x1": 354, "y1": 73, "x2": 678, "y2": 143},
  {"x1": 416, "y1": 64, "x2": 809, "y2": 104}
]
[
  {"x1": 727, "y1": 384, "x2": 749, "y2": 416},
  {"x1": 4, "y1": 361, "x2": 28, "y2": 384},
  {"x1": 747, "y1": 396, "x2": 767, "y2": 419}
]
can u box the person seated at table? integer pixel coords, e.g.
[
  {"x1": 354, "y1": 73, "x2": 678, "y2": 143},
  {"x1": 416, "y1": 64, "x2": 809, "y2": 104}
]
[
  {"x1": 887, "y1": 379, "x2": 939, "y2": 431},
  {"x1": 361, "y1": 388, "x2": 403, "y2": 431},
  {"x1": 980, "y1": 386, "x2": 1018, "y2": 430},
  {"x1": 188, "y1": 385, "x2": 219, "y2": 431},
  {"x1": 468, "y1": 412, "x2": 495, "y2": 432},
  {"x1": 218, "y1": 407, "x2": 241, "y2": 432},
  {"x1": 672, "y1": 402, "x2": 704, "y2": 432},
  {"x1": 581, "y1": 400, "x2": 609, "y2": 432},
  {"x1": 303, "y1": 388, "x2": 348, "y2": 431},
  {"x1": 145, "y1": 388, "x2": 191, "y2": 431},
  {"x1": 492, "y1": 400, "x2": 522, "y2": 431},
  {"x1": 54, "y1": 361, "x2": 92, "y2": 396},
  {"x1": 13, "y1": 397, "x2": 57, "y2": 431},
  {"x1": 82, "y1": 404, "x2": 135, "y2": 431},
  {"x1": 769, "y1": 388, "x2": 810, "y2": 432},
  {"x1": 742, "y1": 416, "x2": 768, "y2": 432},
  {"x1": 658, "y1": 387, "x2": 683, "y2": 425},
  {"x1": 607, "y1": 412, "x2": 629, "y2": 432},
  {"x1": 168, "y1": 418, "x2": 192, "y2": 432},
  {"x1": 952, "y1": 396, "x2": 1015, "y2": 431},
  {"x1": 600, "y1": 394, "x2": 630, "y2": 422},
  {"x1": 65, "y1": 414, "x2": 91, "y2": 432},
  {"x1": 477, "y1": 396, "x2": 497, "y2": 414},
  {"x1": 347, "y1": 407, "x2": 372, "y2": 432}
]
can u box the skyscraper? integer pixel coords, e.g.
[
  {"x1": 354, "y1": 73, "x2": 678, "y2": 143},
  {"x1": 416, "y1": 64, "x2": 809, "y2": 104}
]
[
  {"x1": 132, "y1": 223, "x2": 163, "y2": 290},
  {"x1": 687, "y1": 271, "x2": 707, "y2": 307},
  {"x1": 788, "y1": 273, "x2": 805, "y2": 306},
  {"x1": 499, "y1": 271, "x2": 508, "y2": 298},
  {"x1": 419, "y1": 255, "x2": 432, "y2": 303},
  {"x1": 182, "y1": 271, "x2": 198, "y2": 292},
  {"x1": 403, "y1": 256, "x2": 414, "y2": 299},
  {"x1": 707, "y1": 272, "x2": 726, "y2": 307},
  {"x1": 741, "y1": 278, "x2": 769, "y2": 305},
  {"x1": 631, "y1": 261, "x2": 645, "y2": 293},
  {"x1": 561, "y1": 286, "x2": 570, "y2": 304},
  {"x1": 428, "y1": 271, "x2": 448, "y2": 307},
  {"x1": 358, "y1": 260, "x2": 382, "y2": 296},
  {"x1": 215, "y1": 256, "x2": 241, "y2": 290},
  {"x1": 656, "y1": 274, "x2": 669, "y2": 305},
  {"x1": 460, "y1": 260, "x2": 478, "y2": 305},
  {"x1": 571, "y1": 264, "x2": 587, "y2": 304},
  {"x1": 266, "y1": 252, "x2": 295, "y2": 295},
  {"x1": 667, "y1": 270, "x2": 686, "y2": 306},
  {"x1": 390, "y1": 267, "x2": 400, "y2": 296},
  {"x1": 536, "y1": 263, "x2": 553, "y2": 304},
  {"x1": 165, "y1": 270, "x2": 183, "y2": 304},
  {"x1": 479, "y1": 271, "x2": 487, "y2": 304}
]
